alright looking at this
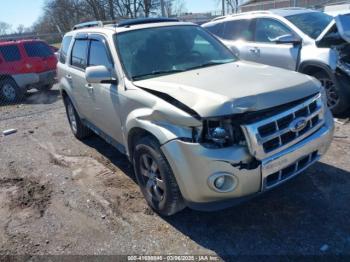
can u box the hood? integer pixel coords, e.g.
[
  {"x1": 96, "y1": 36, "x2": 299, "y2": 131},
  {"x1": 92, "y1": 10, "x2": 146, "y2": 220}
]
[
  {"x1": 316, "y1": 14, "x2": 350, "y2": 47},
  {"x1": 134, "y1": 62, "x2": 321, "y2": 118}
]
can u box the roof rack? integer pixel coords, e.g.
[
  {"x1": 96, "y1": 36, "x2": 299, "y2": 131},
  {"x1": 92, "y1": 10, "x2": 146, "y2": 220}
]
[
  {"x1": 72, "y1": 17, "x2": 179, "y2": 30},
  {"x1": 116, "y1": 17, "x2": 179, "y2": 27}
]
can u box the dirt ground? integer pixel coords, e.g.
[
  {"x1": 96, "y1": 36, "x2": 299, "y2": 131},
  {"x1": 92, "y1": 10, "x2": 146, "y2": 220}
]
[{"x1": 0, "y1": 86, "x2": 350, "y2": 258}]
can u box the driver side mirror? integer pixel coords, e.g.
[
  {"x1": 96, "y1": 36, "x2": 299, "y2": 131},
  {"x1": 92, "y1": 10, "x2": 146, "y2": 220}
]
[
  {"x1": 85, "y1": 65, "x2": 118, "y2": 85},
  {"x1": 273, "y1": 34, "x2": 302, "y2": 45}
]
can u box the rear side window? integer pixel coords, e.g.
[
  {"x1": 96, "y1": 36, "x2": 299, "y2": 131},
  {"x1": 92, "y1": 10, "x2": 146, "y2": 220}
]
[
  {"x1": 88, "y1": 40, "x2": 112, "y2": 68},
  {"x1": 0, "y1": 45, "x2": 21, "y2": 62},
  {"x1": 60, "y1": 36, "x2": 72, "y2": 63},
  {"x1": 222, "y1": 20, "x2": 253, "y2": 41},
  {"x1": 24, "y1": 42, "x2": 53, "y2": 58},
  {"x1": 204, "y1": 23, "x2": 224, "y2": 38},
  {"x1": 71, "y1": 39, "x2": 89, "y2": 69}
]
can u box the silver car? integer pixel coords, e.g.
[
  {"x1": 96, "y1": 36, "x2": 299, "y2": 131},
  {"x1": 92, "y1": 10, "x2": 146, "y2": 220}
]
[
  {"x1": 203, "y1": 8, "x2": 350, "y2": 115},
  {"x1": 58, "y1": 18, "x2": 334, "y2": 215}
]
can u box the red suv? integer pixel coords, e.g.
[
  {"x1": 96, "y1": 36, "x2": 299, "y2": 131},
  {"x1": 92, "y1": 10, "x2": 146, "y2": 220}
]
[{"x1": 0, "y1": 39, "x2": 57, "y2": 103}]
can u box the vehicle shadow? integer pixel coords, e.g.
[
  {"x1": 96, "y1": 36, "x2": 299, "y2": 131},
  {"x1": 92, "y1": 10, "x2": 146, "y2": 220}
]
[{"x1": 80, "y1": 135, "x2": 350, "y2": 256}]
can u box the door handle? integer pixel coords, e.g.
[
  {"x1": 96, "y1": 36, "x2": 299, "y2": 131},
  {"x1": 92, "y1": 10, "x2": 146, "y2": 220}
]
[
  {"x1": 85, "y1": 83, "x2": 94, "y2": 90},
  {"x1": 66, "y1": 74, "x2": 72, "y2": 79},
  {"x1": 249, "y1": 47, "x2": 260, "y2": 55}
]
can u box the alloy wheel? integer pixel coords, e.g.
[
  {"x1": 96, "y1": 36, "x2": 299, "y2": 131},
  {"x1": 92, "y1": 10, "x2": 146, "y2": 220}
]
[
  {"x1": 67, "y1": 102, "x2": 77, "y2": 133},
  {"x1": 139, "y1": 153, "x2": 165, "y2": 203},
  {"x1": 319, "y1": 78, "x2": 339, "y2": 109},
  {"x1": 2, "y1": 84, "x2": 16, "y2": 102}
]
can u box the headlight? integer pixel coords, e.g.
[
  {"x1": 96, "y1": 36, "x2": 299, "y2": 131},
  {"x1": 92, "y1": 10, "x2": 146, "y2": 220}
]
[{"x1": 200, "y1": 118, "x2": 246, "y2": 148}]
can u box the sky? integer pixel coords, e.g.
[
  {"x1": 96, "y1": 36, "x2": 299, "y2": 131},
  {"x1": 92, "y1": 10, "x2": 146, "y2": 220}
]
[{"x1": 0, "y1": 0, "x2": 221, "y2": 29}]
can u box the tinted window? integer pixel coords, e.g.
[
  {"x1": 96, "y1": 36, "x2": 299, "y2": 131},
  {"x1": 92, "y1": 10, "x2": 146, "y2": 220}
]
[
  {"x1": 285, "y1": 12, "x2": 333, "y2": 39},
  {"x1": 255, "y1": 18, "x2": 294, "y2": 43},
  {"x1": 71, "y1": 39, "x2": 88, "y2": 69},
  {"x1": 223, "y1": 19, "x2": 253, "y2": 41},
  {"x1": 24, "y1": 42, "x2": 53, "y2": 58},
  {"x1": 0, "y1": 45, "x2": 21, "y2": 62},
  {"x1": 59, "y1": 36, "x2": 72, "y2": 63},
  {"x1": 88, "y1": 40, "x2": 112, "y2": 68},
  {"x1": 205, "y1": 23, "x2": 224, "y2": 37}
]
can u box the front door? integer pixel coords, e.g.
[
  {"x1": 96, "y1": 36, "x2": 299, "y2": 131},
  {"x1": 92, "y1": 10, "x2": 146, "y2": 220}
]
[
  {"x1": 249, "y1": 18, "x2": 300, "y2": 71},
  {"x1": 86, "y1": 36, "x2": 124, "y2": 145}
]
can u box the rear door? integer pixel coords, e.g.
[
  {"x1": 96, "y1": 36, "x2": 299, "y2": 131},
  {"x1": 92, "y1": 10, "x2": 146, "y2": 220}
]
[
  {"x1": 249, "y1": 18, "x2": 300, "y2": 70},
  {"x1": 86, "y1": 35, "x2": 124, "y2": 145},
  {"x1": 22, "y1": 41, "x2": 57, "y2": 73}
]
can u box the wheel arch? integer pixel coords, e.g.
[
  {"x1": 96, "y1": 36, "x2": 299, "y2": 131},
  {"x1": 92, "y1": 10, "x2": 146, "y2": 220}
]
[{"x1": 298, "y1": 61, "x2": 335, "y2": 81}]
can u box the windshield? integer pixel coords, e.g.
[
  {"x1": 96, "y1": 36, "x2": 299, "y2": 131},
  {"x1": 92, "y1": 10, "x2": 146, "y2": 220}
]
[
  {"x1": 285, "y1": 12, "x2": 333, "y2": 39},
  {"x1": 115, "y1": 25, "x2": 236, "y2": 80}
]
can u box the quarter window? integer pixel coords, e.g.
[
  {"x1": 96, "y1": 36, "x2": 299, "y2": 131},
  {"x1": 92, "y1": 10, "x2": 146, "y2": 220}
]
[
  {"x1": 0, "y1": 45, "x2": 21, "y2": 62},
  {"x1": 59, "y1": 36, "x2": 72, "y2": 63},
  {"x1": 71, "y1": 39, "x2": 89, "y2": 69},
  {"x1": 88, "y1": 40, "x2": 112, "y2": 68},
  {"x1": 223, "y1": 19, "x2": 253, "y2": 41},
  {"x1": 24, "y1": 42, "x2": 53, "y2": 58},
  {"x1": 255, "y1": 18, "x2": 294, "y2": 43}
]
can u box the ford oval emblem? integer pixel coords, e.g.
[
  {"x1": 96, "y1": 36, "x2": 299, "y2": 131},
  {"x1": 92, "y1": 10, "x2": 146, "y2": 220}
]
[{"x1": 290, "y1": 117, "x2": 308, "y2": 133}]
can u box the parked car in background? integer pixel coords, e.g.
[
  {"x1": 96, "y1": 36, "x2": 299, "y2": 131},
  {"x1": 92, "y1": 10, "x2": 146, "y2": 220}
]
[
  {"x1": 0, "y1": 39, "x2": 57, "y2": 103},
  {"x1": 203, "y1": 8, "x2": 350, "y2": 115},
  {"x1": 58, "y1": 18, "x2": 333, "y2": 216}
]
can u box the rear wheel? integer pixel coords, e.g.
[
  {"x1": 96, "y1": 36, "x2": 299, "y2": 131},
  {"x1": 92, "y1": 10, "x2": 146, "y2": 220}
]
[
  {"x1": 313, "y1": 71, "x2": 349, "y2": 115},
  {"x1": 64, "y1": 97, "x2": 92, "y2": 140},
  {"x1": 0, "y1": 78, "x2": 25, "y2": 104},
  {"x1": 133, "y1": 136, "x2": 185, "y2": 216}
]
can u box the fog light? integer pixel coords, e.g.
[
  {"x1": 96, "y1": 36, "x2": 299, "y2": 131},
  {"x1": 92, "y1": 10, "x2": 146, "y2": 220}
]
[
  {"x1": 214, "y1": 176, "x2": 225, "y2": 189},
  {"x1": 208, "y1": 173, "x2": 238, "y2": 193}
]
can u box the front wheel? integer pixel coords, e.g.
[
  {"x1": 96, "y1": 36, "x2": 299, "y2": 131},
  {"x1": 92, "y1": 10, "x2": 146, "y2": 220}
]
[
  {"x1": 313, "y1": 71, "x2": 349, "y2": 115},
  {"x1": 133, "y1": 136, "x2": 185, "y2": 216}
]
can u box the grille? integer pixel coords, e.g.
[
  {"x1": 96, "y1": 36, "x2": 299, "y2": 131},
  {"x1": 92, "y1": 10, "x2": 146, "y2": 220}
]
[
  {"x1": 242, "y1": 93, "x2": 324, "y2": 160},
  {"x1": 265, "y1": 151, "x2": 319, "y2": 189}
]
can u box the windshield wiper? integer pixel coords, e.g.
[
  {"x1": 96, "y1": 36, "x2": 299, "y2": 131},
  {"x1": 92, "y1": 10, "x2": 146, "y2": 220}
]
[{"x1": 132, "y1": 69, "x2": 184, "y2": 80}]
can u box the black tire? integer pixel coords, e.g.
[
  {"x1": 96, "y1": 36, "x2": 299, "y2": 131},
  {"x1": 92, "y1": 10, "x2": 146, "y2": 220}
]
[
  {"x1": 63, "y1": 97, "x2": 92, "y2": 140},
  {"x1": 0, "y1": 78, "x2": 25, "y2": 104},
  {"x1": 313, "y1": 71, "x2": 349, "y2": 115},
  {"x1": 37, "y1": 84, "x2": 54, "y2": 92},
  {"x1": 133, "y1": 136, "x2": 185, "y2": 216}
]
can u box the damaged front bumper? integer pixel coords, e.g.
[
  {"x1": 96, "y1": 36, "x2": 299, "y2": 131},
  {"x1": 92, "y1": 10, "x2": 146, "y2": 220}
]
[{"x1": 161, "y1": 109, "x2": 334, "y2": 211}]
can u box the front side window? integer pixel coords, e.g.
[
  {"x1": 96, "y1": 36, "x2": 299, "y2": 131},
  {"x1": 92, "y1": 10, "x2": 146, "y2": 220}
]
[
  {"x1": 59, "y1": 36, "x2": 72, "y2": 63},
  {"x1": 71, "y1": 39, "x2": 89, "y2": 69},
  {"x1": 222, "y1": 19, "x2": 253, "y2": 41},
  {"x1": 88, "y1": 40, "x2": 112, "y2": 68},
  {"x1": 285, "y1": 12, "x2": 333, "y2": 39},
  {"x1": 255, "y1": 18, "x2": 294, "y2": 43},
  {"x1": 24, "y1": 42, "x2": 53, "y2": 58},
  {"x1": 0, "y1": 45, "x2": 21, "y2": 62},
  {"x1": 116, "y1": 25, "x2": 236, "y2": 80}
]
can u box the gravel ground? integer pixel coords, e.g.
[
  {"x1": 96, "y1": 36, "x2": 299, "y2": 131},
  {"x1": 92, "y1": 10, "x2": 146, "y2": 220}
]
[{"x1": 0, "y1": 86, "x2": 350, "y2": 258}]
